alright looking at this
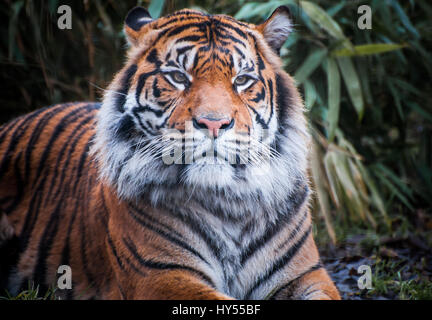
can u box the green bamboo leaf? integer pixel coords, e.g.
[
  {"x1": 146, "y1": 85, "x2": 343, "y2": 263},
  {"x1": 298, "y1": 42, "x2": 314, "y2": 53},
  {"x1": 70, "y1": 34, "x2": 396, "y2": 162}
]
[
  {"x1": 235, "y1": 3, "x2": 264, "y2": 20},
  {"x1": 408, "y1": 102, "x2": 432, "y2": 123},
  {"x1": 332, "y1": 43, "x2": 406, "y2": 57},
  {"x1": 327, "y1": 2, "x2": 346, "y2": 17},
  {"x1": 337, "y1": 57, "x2": 364, "y2": 120},
  {"x1": 294, "y1": 48, "x2": 327, "y2": 84},
  {"x1": 348, "y1": 158, "x2": 377, "y2": 227},
  {"x1": 356, "y1": 162, "x2": 389, "y2": 225},
  {"x1": 323, "y1": 151, "x2": 340, "y2": 207},
  {"x1": 332, "y1": 153, "x2": 365, "y2": 221},
  {"x1": 303, "y1": 80, "x2": 317, "y2": 110},
  {"x1": 375, "y1": 164, "x2": 414, "y2": 199},
  {"x1": 389, "y1": 0, "x2": 420, "y2": 39},
  {"x1": 357, "y1": 59, "x2": 373, "y2": 107},
  {"x1": 391, "y1": 78, "x2": 423, "y2": 97},
  {"x1": 148, "y1": 0, "x2": 165, "y2": 18},
  {"x1": 326, "y1": 57, "x2": 340, "y2": 141},
  {"x1": 374, "y1": 170, "x2": 414, "y2": 211},
  {"x1": 300, "y1": 1, "x2": 352, "y2": 49},
  {"x1": 235, "y1": 1, "x2": 297, "y2": 20},
  {"x1": 311, "y1": 143, "x2": 337, "y2": 244}
]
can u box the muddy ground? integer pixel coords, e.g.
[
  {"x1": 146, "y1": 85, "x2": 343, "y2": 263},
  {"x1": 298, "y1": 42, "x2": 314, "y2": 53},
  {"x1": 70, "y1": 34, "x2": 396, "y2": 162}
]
[{"x1": 320, "y1": 234, "x2": 432, "y2": 300}]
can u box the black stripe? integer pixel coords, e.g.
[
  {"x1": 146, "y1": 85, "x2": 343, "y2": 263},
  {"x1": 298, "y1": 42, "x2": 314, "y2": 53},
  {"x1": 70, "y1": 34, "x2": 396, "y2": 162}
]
[
  {"x1": 121, "y1": 253, "x2": 148, "y2": 278},
  {"x1": 115, "y1": 64, "x2": 138, "y2": 113},
  {"x1": 240, "y1": 208, "x2": 307, "y2": 265},
  {"x1": 175, "y1": 210, "x2": 224, "y2": 261},
  {"x1": 220, "y1": 15, "x2": 250, "y2": 28},
  {"x1": 123, "y1": 236, "x2": 215, "y2": 288},
  {"x1": 157, "y1": 15, "x2": 206, "y2": 29},
  {"x1": 72, "y1": 134, "x2": 95, "y2": 195},
  {"x1": 214, "y1": 28, "x2": 246, "y2": 45},
  {"x1": 216, "y1": 21, "x2": 248, "y2": 40},
  {"x1": 0, "y1": 116, "x2": 22, "y2": 145},
  {"x1": 106, "y1": 229, "x2": 126, "y2": 272},
  {"x1": 275, "y1": 73, "x2": 292, "y2": 133},
  {"x1": 245, "y1": 226, "x2": 312, "y2": 298},
  {"x1": 166, "y1": 22, "x2": 209, "y2": 38},
  {"x1": 128, "y1": 203, "x2": 184, "y2": 239},
  {"x1": 168, "y1": 10, "x2": 208, "y2": 18},
  {"x1": 152, "y1": 78, "x2": 161, "y2": 98},
  {"x1": 49, "y1": 114, "x2": 96, "y2": 202},
  {"x1": 176, "y1": 36, "x2": 202, "y2": 44},
  {"x1": 251, "y1": 87, "x2": 265, "y2": 103},
  {"x1": 115, "y1": 114, "x2": 136, "y2": 141},
  {"x1": 3, "y1": 151, "x2": 24, "y2": 212},
  {"x1": 247, "y1": 104, "x2": 269, "y2": 129},
  {"x1": 135, "y1": 71, "x2": 159, "y2": 107},
  {"x1": 147, "y1": 48, "x2": 162, "y2": 67},
  {"x1": 127, "y1": 204, "x2": 210, "y2": 266},
  {"x1": 267, "y1": 78, "x2": 275, "y2": 126},
  {"x1": 132, "y1": 107, "x2": 159, "y2": 135},
  {"x1": 269, "y1": 262, "x2": 323, "y2": 299},
  {"x1": 32, "y1": 200, "x2": 62, "y2": 294}
]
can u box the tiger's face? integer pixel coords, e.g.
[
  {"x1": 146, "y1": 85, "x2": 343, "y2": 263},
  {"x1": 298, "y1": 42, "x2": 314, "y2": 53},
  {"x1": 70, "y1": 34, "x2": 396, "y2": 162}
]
[{"x1": 95, "y1": 7, "x2": 309, "y2": 209}]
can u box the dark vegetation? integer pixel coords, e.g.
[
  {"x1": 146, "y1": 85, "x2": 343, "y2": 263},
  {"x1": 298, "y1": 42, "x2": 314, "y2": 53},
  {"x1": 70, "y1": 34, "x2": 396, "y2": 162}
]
[{"x1": 0, "y1": 0, "x2": 431, "y2": 299}]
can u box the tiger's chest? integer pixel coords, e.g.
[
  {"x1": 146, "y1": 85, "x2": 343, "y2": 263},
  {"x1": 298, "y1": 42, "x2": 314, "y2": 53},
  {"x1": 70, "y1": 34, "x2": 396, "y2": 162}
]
[{"x1": 177, "y1": 208, "x2": 284, "y2": 300}]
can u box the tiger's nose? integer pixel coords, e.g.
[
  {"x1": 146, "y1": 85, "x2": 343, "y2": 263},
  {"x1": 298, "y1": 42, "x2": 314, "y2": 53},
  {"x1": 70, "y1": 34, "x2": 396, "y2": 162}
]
[{"x1": 193, "y1": 117, "x2": 234, "y2": 138}]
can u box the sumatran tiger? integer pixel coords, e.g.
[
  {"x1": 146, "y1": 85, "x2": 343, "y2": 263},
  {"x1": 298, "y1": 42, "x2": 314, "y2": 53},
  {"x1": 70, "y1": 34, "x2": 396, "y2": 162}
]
[{"x1": 0, "y1": 6, "x2": 340, "y2": 300}]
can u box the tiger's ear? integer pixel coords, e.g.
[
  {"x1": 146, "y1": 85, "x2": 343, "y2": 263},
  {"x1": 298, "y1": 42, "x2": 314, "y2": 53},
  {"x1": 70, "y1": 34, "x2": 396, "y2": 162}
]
[
  {"x1": 257, "y1": 6, "x2": 292, "y2": 54},
  {"x1": 124, "y1": 7, "x2": 153, "y2": 46}
]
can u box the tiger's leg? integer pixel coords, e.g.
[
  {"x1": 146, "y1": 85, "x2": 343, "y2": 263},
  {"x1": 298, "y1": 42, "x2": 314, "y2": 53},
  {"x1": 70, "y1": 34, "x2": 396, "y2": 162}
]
[
  {"x1": 270, "y1": 221, "x2": 341, "y2": 300},
  {"x1": 271, "y1": 265, "x2": 340, "y2": 300},
  {"x1": 105, "y1": 230, "x2": 233, "y2": 299},
  {"x1": 115, "y1": 270, "x2": 234, "y2": 300},
  {"x1": 289, "y1": 267, "x2": 340, "y2": 300}
]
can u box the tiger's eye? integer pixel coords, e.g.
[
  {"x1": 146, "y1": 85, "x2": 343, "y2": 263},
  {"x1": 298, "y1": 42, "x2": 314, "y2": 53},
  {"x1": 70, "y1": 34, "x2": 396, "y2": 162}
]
[
  {"x1": 235, "y1": 75, "x2": 249, "y2": 86},
  {"x1": 172, "y1": 71, "x2": 187, "y2": 84}
]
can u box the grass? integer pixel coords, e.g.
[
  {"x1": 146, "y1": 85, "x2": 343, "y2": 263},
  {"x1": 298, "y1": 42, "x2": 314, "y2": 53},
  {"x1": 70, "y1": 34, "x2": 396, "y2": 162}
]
[
  {"x1": 0, "y1": 281, "x2": 59, "y2": 300},
  {"x1": 368, "y1": 259, "x2": 432, "y2": 300}
]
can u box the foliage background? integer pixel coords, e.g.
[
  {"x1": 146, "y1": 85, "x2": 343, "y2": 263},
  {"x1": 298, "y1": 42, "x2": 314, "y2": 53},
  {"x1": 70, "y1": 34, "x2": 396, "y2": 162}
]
[{"x1": 1, "y1": 0, "x2": 431, "y2": 254}]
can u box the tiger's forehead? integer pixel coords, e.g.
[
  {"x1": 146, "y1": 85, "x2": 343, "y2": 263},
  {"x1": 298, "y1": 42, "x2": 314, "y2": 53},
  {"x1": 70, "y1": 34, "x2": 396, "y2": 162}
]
[
  {"x1": 154, "y1": 9, "x2": 254, "y2": 37},
  {"x1": 151, "y1": 10, "x2": 259, "y2": 76}
]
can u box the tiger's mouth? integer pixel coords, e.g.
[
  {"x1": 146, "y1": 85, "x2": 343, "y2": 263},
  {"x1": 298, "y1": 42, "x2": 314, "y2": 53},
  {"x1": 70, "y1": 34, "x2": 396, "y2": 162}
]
[{"x1": 158, "y1": 128, "x2": 274, "y2": 167}]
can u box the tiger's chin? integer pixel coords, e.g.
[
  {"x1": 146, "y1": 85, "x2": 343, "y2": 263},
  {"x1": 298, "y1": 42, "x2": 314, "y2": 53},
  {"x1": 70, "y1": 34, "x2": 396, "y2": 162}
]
[{"x1": 180, "y1": 162, "x2": 236, "y2": 190}]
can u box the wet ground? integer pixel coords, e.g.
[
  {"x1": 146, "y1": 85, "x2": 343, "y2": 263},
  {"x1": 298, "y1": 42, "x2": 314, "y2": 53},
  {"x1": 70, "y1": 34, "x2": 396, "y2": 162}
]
[{"x1": 320, "y1": 234, "x2": 432, "y2": 300}]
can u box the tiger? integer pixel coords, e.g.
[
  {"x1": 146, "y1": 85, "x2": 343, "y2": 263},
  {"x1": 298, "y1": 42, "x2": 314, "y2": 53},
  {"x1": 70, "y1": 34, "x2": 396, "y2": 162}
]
[{"x1": 0, "y1": 6, "x2": 340, "y2": 300}]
